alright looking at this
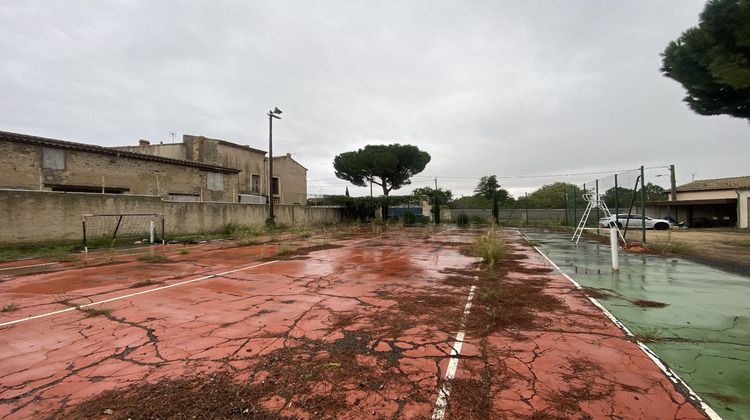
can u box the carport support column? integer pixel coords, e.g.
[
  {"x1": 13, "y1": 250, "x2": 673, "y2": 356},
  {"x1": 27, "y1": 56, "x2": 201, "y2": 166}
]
[{"x1": 610, "y1": 227, "x2": 620, "y2": 271}]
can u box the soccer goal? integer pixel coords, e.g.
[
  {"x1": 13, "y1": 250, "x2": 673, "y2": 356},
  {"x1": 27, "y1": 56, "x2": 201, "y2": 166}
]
[{"x1": 81, "y1": 213, "x2": 165, "y2": 252}]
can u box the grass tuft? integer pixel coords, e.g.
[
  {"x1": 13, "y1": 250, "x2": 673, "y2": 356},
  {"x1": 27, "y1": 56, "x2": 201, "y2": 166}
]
[
  {"x1": 468, "y1": 226, "x2": 510, "y2": 266},
  {"x1": 78, "y1": 307, "x2": 113, "y2": 318},
  {"x1": 2, "y1": 303, "x2": 19, "y2": 312},
  {"x1": 137, "y1": 254, "x2": 171, "y2": 263}
]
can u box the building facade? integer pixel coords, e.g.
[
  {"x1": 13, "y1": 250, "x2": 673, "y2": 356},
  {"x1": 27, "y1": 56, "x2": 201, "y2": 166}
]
[
  {"x1": 645, "y1": 176, "x2": 750, "y2": 228},
  {"x1": 117, "y1": 134, "x2": 307, "y2": 205},
  {"x1": 0, "y1": 131, "x2": 240, "y2": 202}
]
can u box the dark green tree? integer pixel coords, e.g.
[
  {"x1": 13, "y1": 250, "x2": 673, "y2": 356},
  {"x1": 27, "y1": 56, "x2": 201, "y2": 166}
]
[
  {"x1": 412, "y1": 187, "x2": 453, "y2": 205},
  {"x1": 602, "y1": 187, "x2": 635, "y2": 210},
  {"x1": 474, "y1": 175, "x2": 510, "y2": 201},
  {"x1": 603, "y1": 183, "x2": 668, "y2": 210},
  {"x1": 643, "y1": 182, "x2": 669, "y2": 201},
  {"x1": 527, "y1": 182, "x2": 587, "y2": 209},
  {"x1": 412, "y1": 187, "x2": 451, "y2": 223},
  {"x1": 661, "y1": 0, "x2": 750, "y2": 121},
  {"x1": 492, "y1": 191, "x2": 499, "y2": 223},
  {"x1": 333, "y1": 144, "x2": 431, "y2": 196}
]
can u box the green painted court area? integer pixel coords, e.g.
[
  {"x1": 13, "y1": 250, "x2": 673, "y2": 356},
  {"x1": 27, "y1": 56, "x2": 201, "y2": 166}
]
[{"x1": 522, "y1": 229, "x2": 750, "y2": 420}]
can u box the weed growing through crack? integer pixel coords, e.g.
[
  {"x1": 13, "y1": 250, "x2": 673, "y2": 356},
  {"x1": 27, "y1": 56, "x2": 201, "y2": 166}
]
[
  {"x1": 130, "y1": 279, "x2": 163, "y2": 288},
  {"x1": 78, "y1": 307, "x2": 113, "y2": 318},
  {"x1": 179, "y1": 248, "x2": 189, "y2": 255},
  {"x1": 635, "y1": 326, "x2": 662, "y2": 342},
  {"x1": 276, "y1": 243, "x2": 296, "y2": 256},
  {"x1": 137, "y1": 254, "x2": 171, "y2": 263},
  {"x1": 2, "y1": 303, "x2": 19, "y2": 312},
  {"x1": 469, "y1": 226, "x2": 509, "y2": 268}
]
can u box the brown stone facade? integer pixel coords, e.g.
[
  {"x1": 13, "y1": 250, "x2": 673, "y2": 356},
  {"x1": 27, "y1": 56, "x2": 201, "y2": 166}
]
[
  {"x1": 117, "y1": 134, "x2": 308, "y2": 205},
  {"x1": 0, "y1": 131, "x2": 240, "y2": 202}
]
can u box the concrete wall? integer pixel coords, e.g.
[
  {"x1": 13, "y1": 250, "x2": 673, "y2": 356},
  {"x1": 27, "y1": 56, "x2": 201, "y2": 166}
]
[
  {"x1": 0, "y1": 189, "x2": 342, "y2": 246},
  {"x1": 444, "y1": 208, "x2": 568, "y2": 224}
]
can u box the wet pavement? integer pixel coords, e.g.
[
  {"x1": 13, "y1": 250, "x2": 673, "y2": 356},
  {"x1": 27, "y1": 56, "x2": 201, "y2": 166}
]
[
  {"x1": 521, "y1": 228, "x2": 749, "y2": 420},
  {"x1": 0, "y1": 228, "x2": 714, "y2": 418}
]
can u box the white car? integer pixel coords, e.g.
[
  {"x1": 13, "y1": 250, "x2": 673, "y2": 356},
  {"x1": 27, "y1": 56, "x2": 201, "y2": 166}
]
[{"x1": 599, "y1": 214, "x2": 672, "y2": 230}]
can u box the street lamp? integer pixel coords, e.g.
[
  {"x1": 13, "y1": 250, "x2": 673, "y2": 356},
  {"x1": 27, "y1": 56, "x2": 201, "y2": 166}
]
[{"x1": 267, "y1": 107, "x2": 282, "y2": 224}]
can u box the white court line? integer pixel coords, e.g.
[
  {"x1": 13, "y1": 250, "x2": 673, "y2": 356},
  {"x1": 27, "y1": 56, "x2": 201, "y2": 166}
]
[
  {"x1": 0, "y1": 260, "x2": 279, "y2": 328},
  {"x1": 518, "y1": 231, "x2": 722, "y2": 420},
  {"x1": 432, "y1": 284, "x2": 477, "y2": 420},
  {"x1": 0, "y1": 262, "x2": 57, "y2": 272}
]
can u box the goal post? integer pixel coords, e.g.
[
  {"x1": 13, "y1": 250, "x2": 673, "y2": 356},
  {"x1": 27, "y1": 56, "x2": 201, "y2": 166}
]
[{"x1": 81, "y1": 213, "x2": 165, "y2": 252}]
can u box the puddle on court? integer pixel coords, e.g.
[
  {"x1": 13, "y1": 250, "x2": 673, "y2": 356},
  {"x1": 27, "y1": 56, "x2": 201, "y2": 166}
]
[{"x1": 521, "y1": 229, "x2": 750, "y2": 419}]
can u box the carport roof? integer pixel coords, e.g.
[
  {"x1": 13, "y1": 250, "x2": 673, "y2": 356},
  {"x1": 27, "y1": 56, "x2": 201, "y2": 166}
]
[{"x1": 647, "y1": 198, "x2": 737, "y2": 206}]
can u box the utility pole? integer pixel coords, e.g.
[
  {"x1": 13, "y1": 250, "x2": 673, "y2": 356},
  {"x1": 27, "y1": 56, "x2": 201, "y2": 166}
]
[
  {"x1": 670, "y1": 164, "x2": 677, "y2": 201},
  {"x1": 267, "y1": 107, "x2": 282, "y2": 225}
]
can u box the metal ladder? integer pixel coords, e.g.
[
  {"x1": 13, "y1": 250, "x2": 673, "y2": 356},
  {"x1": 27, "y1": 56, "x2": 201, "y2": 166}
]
[{"x1": 572, "y1": 194, "x2": 626, "y2": 245}]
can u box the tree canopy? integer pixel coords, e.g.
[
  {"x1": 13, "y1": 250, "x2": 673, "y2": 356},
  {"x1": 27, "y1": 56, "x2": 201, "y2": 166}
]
[
  {"x1": 473, "y1": 175, "x2": 510, "y2": 201},
  {"x1": 412, "y1": 187, "x2": 453, "y2": 205},
  {"x1": 602, "y1": 183, "x2": 668, "y2": 209},
  {"x1": 525, "y1": 182, "x2": 587, "y2": 209},
  {"x1": 333, "y1": 144, "x2": 431, "y2": 196},
  {"x1": 661, "y1": 0, "x2": 750, "y2": 121}
]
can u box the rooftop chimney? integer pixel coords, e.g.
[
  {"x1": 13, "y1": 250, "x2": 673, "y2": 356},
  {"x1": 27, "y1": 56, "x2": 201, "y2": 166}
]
[{"x1": 139, "y1": 139, "x2": 150, "y2": 146}]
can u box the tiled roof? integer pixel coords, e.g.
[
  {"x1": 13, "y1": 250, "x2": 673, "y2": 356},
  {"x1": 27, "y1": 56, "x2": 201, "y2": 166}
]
[
  {"x1": 0, "y1": 130, "x2": 241, "y2": 174},
  {"x1": 676, "y1": 176, "x2": 750, "y2": 192}
]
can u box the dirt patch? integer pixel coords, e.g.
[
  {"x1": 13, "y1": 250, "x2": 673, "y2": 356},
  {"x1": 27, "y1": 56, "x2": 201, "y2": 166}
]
[
  {"x1": 60, "y1": 371, "x2": 287, "y2": 420},
  {"x1": 631, "y1": 299, "x2": 669, "y2": 308},
  {"x1": 464, "y1": 255, "x2": 565, "y2": 335}
]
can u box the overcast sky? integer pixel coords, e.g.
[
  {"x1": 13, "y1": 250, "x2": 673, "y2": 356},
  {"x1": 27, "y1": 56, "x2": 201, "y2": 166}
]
[{"x1": 1, "y1": 1, "x2": 747, "y2": 199}]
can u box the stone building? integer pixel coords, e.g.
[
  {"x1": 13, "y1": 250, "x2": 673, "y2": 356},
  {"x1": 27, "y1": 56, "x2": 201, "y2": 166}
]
[
  {"x1": 117, "y1": 134, "x2": 307, "y2": 205},
  {"x1": 0, "y1": 130, "x2": 240, "y2": 202}
]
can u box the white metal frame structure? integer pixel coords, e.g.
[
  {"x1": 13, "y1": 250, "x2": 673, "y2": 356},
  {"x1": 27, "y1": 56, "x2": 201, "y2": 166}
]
[{"x1": 572, "y1": 194, "x2": 626, "y2": 245}]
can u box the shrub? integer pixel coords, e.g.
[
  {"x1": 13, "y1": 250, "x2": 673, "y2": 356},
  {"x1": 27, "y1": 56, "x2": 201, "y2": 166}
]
[
  {"x1": 470, "y1": 215, "x2": 488, "y2": 226},
  {"x1": 469, "y1": 227, "x2": 509, "y2": 266},
  {"x1": 455, "y1": 214, "x2": 470, "y2": 227},
  {"x1": 403, "y1": 211, "x2": 417, "y2": 225}
]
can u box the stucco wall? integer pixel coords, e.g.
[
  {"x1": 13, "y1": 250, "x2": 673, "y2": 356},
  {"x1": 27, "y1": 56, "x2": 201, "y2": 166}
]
[
  {"x1": 676, "y1": 190, "x2": 735, "y2": 200},
  {"x1": 273, "y1": 154, "x2": 307, "y2": 205},
  {"x1": 115, "y1": 143, "x2": 186, "y2": 161},
  {"x1": 0, "y1": 189, "x2": 343, "y2": 246},
  {"x1": 739, "y1": 190, "x2": 750, "y2": 229}
]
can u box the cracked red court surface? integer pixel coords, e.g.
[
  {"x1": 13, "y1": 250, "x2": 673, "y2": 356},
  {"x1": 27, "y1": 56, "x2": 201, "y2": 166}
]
[{"x1": 0, "y1": 229, "x2": 708, "y2": 419}]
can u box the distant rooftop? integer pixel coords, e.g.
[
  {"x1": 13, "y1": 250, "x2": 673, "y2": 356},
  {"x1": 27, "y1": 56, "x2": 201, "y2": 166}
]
[{"x1": 677, "y1": 176, "x2": 750, "y2": 192}]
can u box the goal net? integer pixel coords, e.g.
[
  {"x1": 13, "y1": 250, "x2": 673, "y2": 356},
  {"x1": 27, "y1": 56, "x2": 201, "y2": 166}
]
[{"x1": 81, "y1": 213, "x2": 165, "y2": 252}]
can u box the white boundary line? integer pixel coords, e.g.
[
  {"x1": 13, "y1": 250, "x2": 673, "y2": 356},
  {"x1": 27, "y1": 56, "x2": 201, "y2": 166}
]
[
  {"x1": 518, "y1": 231, "x2": 722, "y2": 420},
  {"x1": 0, "y1": 262, "x2": 57, "y2": 272},
  {"x1": 432, "y1": 284, "x2": 477, "y2": 420},
  {"x1": 0, "y1": 260, "x2": 279, "y2": 328}
]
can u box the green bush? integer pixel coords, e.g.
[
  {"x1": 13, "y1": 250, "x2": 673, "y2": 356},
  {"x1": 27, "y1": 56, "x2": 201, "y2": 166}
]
[
  {"x1": 470, "y1": 215, "x2": 488, "y2": 226},
  {"x1": 469, "y1": 227, "x2": 509, "y2": 266},
  {"x1": 404, "y1": 210, "x2": 417, "y2": 225},
  {"x1": 455, "y1": 214, "x2": 470, "y2": 227}
]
